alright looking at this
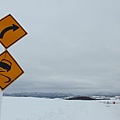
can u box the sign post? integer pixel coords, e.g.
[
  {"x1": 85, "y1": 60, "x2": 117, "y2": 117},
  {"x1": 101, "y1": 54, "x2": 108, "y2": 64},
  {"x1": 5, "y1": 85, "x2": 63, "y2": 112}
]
[{"x1": 0, "y1": 14, "x2": 27, "y2": 119}]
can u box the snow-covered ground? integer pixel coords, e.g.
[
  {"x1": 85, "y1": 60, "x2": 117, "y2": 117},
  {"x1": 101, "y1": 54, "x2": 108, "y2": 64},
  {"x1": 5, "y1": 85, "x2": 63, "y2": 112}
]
[{"x1": 1, "y1": 97, "x2": 120, "y2": 120}]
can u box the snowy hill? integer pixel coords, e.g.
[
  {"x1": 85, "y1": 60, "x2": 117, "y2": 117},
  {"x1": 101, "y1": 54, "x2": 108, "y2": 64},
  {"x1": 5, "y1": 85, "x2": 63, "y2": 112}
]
[
  {"x1": 1, "y1": 97, "x2": 120, "y2": 120},
  {"x1": 4, "y1": 92, "x2": 120, "y2": 98},
  {"x1": 3, "y1": 92, "x2": 74, "y2": 98}
]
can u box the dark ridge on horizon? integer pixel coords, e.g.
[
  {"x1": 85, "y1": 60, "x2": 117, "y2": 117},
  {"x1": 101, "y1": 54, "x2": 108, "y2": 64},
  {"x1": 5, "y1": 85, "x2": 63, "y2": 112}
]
[{"x1": 3, "y1": 92, "x2": 120, "y2": 99}]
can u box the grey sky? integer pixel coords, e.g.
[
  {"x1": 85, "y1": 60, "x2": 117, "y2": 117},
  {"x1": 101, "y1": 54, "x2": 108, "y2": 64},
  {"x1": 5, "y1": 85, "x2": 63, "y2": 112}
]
[{"x1": 0, "y1": 0, "x2": 120, "y2": 94}]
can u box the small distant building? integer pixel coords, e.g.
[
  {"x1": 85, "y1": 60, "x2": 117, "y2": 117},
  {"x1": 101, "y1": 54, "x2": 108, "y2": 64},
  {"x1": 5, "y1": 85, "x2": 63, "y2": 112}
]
[{"x1": 115, "y1": 96, "x2": 120, "y2": 100}]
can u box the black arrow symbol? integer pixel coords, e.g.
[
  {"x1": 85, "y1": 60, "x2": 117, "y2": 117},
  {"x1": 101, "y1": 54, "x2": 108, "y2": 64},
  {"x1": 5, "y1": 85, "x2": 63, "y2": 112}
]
[{"x1": 0, "y1": 24, "x2": 19, "y2": 39}]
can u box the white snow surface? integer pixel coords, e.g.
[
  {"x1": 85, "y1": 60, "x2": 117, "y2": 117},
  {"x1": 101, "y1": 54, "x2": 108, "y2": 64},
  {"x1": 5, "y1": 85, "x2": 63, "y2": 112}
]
[{"x1": 1, "y1": 97, "x2": 120, "y2": 120}]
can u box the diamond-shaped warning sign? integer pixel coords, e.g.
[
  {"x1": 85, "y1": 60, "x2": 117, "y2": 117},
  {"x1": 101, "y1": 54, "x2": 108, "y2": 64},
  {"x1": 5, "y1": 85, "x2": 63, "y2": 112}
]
[
  {"x1": 0, "y1": 14, "x2": 27, "y2": 48},
  {"x1": 0, "y1": 50, "x2": 24, "y2": 90}
]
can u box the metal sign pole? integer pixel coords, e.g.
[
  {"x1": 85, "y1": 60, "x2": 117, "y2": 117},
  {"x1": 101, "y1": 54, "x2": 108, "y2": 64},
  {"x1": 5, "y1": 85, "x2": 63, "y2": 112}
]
[{"x1": 0, "y1": 89, "x2": 3, "y2": 120}]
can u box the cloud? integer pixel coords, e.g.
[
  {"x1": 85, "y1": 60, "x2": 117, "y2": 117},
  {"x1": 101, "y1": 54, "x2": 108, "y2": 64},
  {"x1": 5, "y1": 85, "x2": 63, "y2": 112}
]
[{"x1": 1, "y1": 0, "x2": 120, "y2": 94}]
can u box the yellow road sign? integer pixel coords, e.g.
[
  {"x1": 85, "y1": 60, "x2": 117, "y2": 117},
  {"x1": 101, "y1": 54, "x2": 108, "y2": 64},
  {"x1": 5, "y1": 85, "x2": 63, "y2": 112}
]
[
  {"x1": 0, "y1": 14, "x2": 27, "y2": 48},
  {"x1": 0, "y1": 50, "x2": 24, "y2": 90}
]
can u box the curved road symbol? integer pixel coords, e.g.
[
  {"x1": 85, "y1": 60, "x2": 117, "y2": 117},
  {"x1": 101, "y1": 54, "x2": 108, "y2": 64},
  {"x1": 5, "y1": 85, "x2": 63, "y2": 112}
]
[{"x1": 0, "y1": 24, "x2": 19, "y2": 39}]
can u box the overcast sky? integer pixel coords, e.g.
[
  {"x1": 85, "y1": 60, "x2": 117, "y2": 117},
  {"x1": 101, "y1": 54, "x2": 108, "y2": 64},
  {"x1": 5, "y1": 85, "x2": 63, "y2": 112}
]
[{"x1": 0, "y1": 0, "x2": 120, "y2": 94}]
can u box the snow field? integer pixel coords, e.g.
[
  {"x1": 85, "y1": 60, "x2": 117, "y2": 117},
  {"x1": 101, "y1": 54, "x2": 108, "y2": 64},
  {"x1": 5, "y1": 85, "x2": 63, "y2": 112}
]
[{"x1": 1, "y1": 97, "x2": 120, "y2": 120}]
